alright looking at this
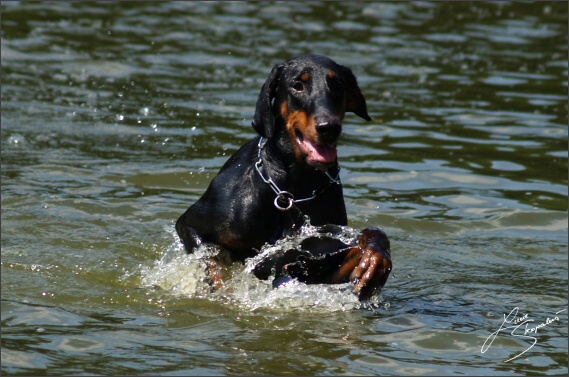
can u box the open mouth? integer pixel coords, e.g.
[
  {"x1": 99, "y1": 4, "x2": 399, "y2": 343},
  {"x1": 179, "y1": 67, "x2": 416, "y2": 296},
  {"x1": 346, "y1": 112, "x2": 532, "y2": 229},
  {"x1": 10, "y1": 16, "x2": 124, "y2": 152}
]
[{"x1": 295, "y1": 129, "x2": 337, "y2": 165}]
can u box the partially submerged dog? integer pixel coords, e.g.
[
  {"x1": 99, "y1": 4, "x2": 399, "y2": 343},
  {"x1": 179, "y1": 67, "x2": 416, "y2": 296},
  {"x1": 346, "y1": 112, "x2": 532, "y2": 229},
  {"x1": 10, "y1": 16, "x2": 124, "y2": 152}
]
[{"x1": 176, "y1": 54, "x2": 391, "y2": 300}]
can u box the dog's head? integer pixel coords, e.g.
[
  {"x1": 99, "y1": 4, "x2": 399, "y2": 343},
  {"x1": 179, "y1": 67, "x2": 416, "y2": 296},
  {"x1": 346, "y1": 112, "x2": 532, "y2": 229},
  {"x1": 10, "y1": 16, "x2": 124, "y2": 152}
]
[{"x1": 252, "y1": 54, "x2": 371, "y2": 170}]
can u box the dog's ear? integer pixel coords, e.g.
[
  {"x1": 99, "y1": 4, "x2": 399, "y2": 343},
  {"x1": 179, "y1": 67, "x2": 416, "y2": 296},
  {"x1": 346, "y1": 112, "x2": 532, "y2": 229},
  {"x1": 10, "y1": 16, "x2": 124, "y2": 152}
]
[
  {"x1": 341, "y1": 66, "x2": 372, "y2": 121},
  {"x1": 252, "y1": 64, "x2": 284, "y2": 138}
]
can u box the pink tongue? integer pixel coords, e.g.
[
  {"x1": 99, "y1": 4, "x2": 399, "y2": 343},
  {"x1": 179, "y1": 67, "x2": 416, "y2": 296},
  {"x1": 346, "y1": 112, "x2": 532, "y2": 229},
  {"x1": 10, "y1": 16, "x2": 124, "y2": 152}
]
[{"x1": 298, "y1": 138, "x2": 337, "y2": 163}]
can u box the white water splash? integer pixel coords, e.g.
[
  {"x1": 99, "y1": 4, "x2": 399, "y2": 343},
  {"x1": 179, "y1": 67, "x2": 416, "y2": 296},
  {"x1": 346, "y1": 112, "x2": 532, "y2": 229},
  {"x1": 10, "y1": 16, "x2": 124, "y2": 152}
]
[{"x1": 140, "y1": 224, "x2": 384, "y2": 312}]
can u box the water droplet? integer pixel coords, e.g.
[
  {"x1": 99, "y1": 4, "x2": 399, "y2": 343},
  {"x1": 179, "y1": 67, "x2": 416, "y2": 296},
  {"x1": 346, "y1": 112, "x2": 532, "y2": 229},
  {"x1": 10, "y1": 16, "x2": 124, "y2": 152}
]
[{"x1": 8, "y1": 134, "x2": 25, "y2": 145}]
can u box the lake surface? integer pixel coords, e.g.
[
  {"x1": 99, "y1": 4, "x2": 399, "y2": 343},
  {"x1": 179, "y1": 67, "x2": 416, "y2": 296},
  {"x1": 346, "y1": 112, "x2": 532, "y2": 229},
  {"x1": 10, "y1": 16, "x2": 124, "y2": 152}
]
[{"x1": 1, "y1": 2, "x2": 567, "y2": 375}]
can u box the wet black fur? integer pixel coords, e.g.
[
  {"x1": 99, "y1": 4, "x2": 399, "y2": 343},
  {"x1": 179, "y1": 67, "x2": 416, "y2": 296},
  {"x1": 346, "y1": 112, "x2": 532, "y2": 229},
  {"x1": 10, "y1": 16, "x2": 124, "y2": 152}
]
[{"x1": 176, "y1": 54, "x2": 370, "y2": 262}]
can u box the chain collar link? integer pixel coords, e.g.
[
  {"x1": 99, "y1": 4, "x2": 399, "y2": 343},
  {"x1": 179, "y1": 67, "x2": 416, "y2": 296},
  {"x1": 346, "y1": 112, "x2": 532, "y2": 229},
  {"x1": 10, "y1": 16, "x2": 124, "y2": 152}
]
[{"x1": 254, "y1": 137, "x2": 341, "y2": 211}]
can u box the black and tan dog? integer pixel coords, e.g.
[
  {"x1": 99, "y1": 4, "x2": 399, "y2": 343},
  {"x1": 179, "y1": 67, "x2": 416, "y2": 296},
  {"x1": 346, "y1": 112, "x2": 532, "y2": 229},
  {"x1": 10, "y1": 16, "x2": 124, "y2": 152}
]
[{"x1": 176, "y1": 54, "x2": 391, "y2": 300}]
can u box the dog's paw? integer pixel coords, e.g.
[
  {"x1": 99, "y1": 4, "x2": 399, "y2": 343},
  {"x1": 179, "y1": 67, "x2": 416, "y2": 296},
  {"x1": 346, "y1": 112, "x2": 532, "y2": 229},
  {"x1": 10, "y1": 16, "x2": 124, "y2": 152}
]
[{"x1": 350, "y1": 227, "x2": 392, "y2": 300}]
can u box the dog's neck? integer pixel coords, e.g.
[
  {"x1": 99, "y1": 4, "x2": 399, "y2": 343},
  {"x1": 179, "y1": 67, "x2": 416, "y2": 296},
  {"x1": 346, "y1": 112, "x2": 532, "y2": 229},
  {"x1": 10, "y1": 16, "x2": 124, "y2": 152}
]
[{"x1": 256, "y1": 136, "x2": 341, "y2": 209}]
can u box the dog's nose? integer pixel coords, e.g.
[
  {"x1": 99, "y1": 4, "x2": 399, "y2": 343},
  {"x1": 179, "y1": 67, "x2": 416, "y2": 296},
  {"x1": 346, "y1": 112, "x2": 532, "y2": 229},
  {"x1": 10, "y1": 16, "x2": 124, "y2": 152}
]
[{"x1": 316, "y1": 121, "x2": 342, "y2": 144}]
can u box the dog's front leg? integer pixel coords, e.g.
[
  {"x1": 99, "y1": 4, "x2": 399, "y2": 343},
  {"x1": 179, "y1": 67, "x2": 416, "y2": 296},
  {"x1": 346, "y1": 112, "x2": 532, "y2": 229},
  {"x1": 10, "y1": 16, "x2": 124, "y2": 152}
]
[{"x1": 204, "y1": 256, "x2": 224, "y2": 291}]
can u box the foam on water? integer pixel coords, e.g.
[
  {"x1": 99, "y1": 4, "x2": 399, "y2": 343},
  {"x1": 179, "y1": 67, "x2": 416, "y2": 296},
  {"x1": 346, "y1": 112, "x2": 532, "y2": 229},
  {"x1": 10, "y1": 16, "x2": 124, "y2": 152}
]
[{"x1": 140, "y1": 224, "x2": 385, "y2": 312}]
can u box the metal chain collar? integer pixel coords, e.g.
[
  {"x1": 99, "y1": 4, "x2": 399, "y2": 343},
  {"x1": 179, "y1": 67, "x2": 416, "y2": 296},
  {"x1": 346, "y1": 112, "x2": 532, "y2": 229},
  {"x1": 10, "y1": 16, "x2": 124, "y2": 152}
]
[{"x1": 254, "y1": 137, "x2": 341, "y2": 211}]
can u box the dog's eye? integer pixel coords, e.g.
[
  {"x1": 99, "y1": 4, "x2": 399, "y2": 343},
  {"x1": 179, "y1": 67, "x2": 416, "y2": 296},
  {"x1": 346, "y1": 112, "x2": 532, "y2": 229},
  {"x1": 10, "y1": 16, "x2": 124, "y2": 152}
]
[
  {"x1": 328, "y1": 78, "x2": 342, "y2": 91},
  {"x1": 293, "y1": 82, "x2": 305, "y2": 92}
]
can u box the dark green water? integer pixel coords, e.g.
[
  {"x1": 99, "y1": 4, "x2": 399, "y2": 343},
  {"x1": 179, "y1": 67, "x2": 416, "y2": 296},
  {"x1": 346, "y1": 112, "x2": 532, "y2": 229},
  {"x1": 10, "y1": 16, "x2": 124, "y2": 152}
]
[{"x1": 1, "y1": 2, "x2": 567, "y2": 375}]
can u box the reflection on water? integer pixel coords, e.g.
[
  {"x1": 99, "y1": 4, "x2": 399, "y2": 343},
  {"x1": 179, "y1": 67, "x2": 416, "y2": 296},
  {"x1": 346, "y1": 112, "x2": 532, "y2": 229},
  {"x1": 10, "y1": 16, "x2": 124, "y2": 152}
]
[{"x1": 1, "y1": 1, "x2": 567, "y2": 376}]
